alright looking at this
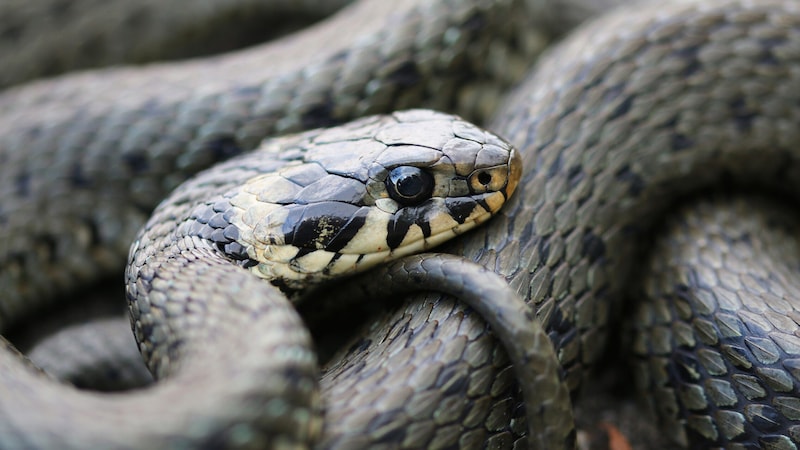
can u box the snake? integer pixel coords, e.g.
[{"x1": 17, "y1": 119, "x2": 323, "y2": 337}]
[{"x1": 3, "y1": 0, "x2": 800, "y2": 448}]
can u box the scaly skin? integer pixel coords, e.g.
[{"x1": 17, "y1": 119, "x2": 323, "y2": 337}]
[{"x1": 5, "y1": 0, "x2": 800, "y2": 448}]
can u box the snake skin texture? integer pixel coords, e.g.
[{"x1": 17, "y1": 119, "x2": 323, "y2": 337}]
[
  {"x1": 633, "y1": 195, "x2": 800, "y2": 449},
  {"x1": 0, "y1": 0, "x2": 559, "y2": 332},
  {"x1": 4, "y1": 0, "x2": 800, "y2": 448},
  {"x1": 0, "y1": 0, "x2": 354, "y2": 90}
]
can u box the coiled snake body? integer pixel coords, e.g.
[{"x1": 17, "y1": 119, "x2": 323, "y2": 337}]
[{"x1": 3, "y1": 0, "x2": 800, "y2": 448}]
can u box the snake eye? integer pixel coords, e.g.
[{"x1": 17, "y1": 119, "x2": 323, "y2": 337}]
[{"x1": 386, "y1": 166, "x2": 434, "y2": 206}]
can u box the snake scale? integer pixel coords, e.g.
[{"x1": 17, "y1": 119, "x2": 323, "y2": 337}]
[{"x1": 3, "y1": 0, "x2": 800, "y2": 448}]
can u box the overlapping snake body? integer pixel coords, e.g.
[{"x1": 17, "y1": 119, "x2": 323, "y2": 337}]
[
  {"x1": 2, "y1": 110, "x2": 529, "y2": 448},
  {"x1": 4, "y1": 0, "x2": 800, "y2": 448}
]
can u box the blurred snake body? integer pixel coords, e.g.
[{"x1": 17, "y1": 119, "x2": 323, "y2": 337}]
[{"x1": 3, "y1": 0, "x2": 800, "y2": 449}]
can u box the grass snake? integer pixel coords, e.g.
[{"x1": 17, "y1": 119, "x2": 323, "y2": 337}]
[{"x1": 3, "y1": 0, "x2": 800, "y2": 448}]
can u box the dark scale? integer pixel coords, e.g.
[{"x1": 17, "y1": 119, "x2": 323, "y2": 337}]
[
  {"x1": 580, "y1": 231, "x2": 606, "y2": 263},
  {"x1": 69, "y1": 163, "x2": 92, "y2": 188},
  {"x1": 614, "y1": 165, "x2": 645, "y2": 197},
  {"x1": 122, "y1": 151, "x2": 149, "y2": 175},
  {"x1": 14, "y1": 172, "x2": 30, "y2": 197}
]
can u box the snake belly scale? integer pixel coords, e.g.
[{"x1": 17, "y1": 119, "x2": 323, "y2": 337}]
[{"x1": 4, "y1": 0, "x2": 800, "y2": 448}]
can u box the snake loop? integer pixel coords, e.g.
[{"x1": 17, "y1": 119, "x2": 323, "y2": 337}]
[{"x1": 4, "y1": 0, "x2": 800, "y2": 448}]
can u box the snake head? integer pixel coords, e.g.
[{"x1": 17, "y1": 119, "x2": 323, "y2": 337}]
[{"x1": 222, "y1": 110, "x2": 521, "y2": 288}]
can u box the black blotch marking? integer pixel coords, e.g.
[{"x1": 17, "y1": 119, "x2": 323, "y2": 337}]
[
  {"x1": 387, "y1": 61, "x2": 420, "y2": 88},
  {"x1": 671, "y1": 133, "x2": 693, "y2": 152},
  {"x1": 614, "y1": 165, "x2": 645, "y2": 197},
  {"x1": 608, "y1": 96, "x2": 633, "y2": 121},
  {"x1": 581, "y1": 231, "x2": 605, "y2": 263},
  {"x1": 730, "y1": 98, "x2": 756, "y2": 131},
  {"x1": 283, "y1": 202, "x2": 362, "y2": 251},
  {"x1": 205, "y1": 136, "x2": 243, "y2": 162},
  {"x1": 445, "y1": 197, "x2": 477, "y2": 224},
  {"x1": 537, "y1": 237, "x2": 551, "y2": 267},
  {"x1": 70, "y1": 163, "x2": 92, "y2": 188},
  {"x1": 547, "y1": 152, "x2": 564, "y2": 178},
  {"x1": 673, "y1": 45, "x2": 701, "y2": 77},
  {"x1": 123, "y1": 152, "x2": 149, "y2": 175},
  {"x1": 14, "y1": 172, "x2": 30, "y2": 196},
  {"x1": 567, "y1": 165, "x2": 584, "y2": 189}
]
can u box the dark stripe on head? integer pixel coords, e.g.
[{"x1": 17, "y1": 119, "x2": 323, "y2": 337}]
[
  {"x1": 325, "y1": 206, "x2": 370, "y2": 252},
  {"x1": 386, "y1": 201, "x2": 439, "y2": 249},
  {"x1": 386, "y1": 208, "x2": 415, "y2": 249},
  {"x1": 476, "y1": 197, "x2": 490, "y2": 213},
  {"x1": 417, "y1": 216, "x2": 431, "y2": 238},
  {"x1": 445, "y1": 197, "x2": 478, "y2": 224},
  {"x1": 283, "y1": 202, "x2": 363, "y2": 250}
]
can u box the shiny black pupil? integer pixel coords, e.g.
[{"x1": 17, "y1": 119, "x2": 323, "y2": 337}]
[{"x1": 387, "y1": 166, "x2": 434, "y2": 205}]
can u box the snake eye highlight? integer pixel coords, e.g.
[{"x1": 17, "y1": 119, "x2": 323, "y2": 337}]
[{"x1": 386, "y1": 166, "x2": 434, "y2": 206}]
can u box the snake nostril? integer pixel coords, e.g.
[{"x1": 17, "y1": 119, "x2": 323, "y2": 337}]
[{"x1": 477, "y1": 171, "x2": 493, "y2": 186}]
